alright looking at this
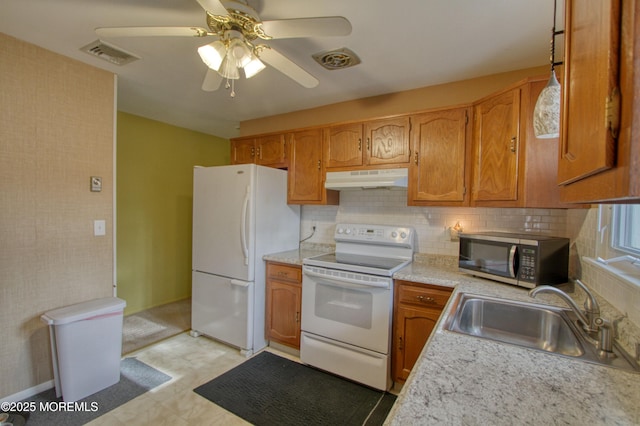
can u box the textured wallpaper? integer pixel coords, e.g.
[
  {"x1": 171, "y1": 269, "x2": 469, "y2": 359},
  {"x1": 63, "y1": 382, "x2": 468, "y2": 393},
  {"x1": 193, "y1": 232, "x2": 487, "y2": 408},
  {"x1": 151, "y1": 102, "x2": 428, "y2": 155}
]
[{"x1": 0, "y1": 33, "x2": 115, "y2": 398}]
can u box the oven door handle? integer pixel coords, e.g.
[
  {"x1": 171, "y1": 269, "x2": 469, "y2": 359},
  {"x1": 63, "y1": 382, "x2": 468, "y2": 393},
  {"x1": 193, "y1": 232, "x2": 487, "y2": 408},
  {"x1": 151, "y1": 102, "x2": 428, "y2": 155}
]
[{"x1": 303, "y1": 267, "x2": 391, "y2": 290}]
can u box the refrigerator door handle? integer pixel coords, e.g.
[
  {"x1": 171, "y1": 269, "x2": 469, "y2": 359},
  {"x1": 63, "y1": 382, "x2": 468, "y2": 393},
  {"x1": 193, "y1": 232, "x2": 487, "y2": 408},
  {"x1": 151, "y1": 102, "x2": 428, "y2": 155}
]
[
  {"x1": 240, "y1": 185, "x2": 250, "y2": 265},
  {"x1": 230, "y1": 279, "x2": 251, "y2": 288}
]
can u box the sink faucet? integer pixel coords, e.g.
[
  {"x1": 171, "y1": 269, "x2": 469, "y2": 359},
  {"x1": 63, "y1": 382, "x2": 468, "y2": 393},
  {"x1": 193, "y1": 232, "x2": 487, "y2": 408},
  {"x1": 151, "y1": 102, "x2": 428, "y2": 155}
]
[
  {"x1": 528, "y1": 285, "x2": 592, "y2": 331},
  {"x1": 529, "y1": 280, "x2": 614, "y2": 357}
]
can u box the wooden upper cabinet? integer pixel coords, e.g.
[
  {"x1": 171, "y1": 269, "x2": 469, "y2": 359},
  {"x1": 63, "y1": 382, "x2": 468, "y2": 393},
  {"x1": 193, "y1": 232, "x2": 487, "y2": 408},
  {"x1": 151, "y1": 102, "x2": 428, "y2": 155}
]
[
  {"x1": 230, "y1": 134, "x2": 287, "y2": 168},
  {"x1": 325, "y1": 117, "x2": 410, "y2": 170},
  {"x1": 472, "y1": 87, "x2": 521, "y2": 203},
  {"x1": 557, "y1": 0, "x2": 639, "y2": 202},
  {"x1": 230, "y1": 137, "x2": 255, "y2": 165},
  {"x1": 408, "y1": 107, "x2": 470, "y2": 206},
  {"x1": 325, "y1": 123, "x2": 363, "y2": 169},
  {"x1": 364, "y1": 117, "x2": 411, "y2": 166},
  {"x1": 255, "y1": 134, "x2": 287, "y2": 168},
  {"x1": 287, "y1": 128, "x2": 339, "y2": 205},
  {"x1": 558, "y1": 0, "x2": 619, "y2": 185}
]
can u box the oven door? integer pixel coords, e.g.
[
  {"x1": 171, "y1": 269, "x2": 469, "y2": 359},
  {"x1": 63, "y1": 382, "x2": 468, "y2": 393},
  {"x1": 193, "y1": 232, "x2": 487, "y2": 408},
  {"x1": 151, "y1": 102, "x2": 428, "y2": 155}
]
[{"x1": 301, "y1": 265, "x2": 393, "y2": 354}]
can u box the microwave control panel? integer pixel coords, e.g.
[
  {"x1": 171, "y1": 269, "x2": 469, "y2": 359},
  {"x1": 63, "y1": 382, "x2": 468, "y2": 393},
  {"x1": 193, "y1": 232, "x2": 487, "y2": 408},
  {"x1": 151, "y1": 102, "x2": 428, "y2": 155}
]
[{"x1": 518, "y1": 247, "x2": 537, "y2": 282}]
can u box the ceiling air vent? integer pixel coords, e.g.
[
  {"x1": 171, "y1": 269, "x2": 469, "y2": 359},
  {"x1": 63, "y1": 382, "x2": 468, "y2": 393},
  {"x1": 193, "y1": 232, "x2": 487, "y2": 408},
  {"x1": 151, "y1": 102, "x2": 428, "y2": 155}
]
[
  {"x1": 80, "y1": 40, "x2": 140, "y2": 66},
  {"x1": 312, "y1": 47, "x2": 361, "y2": 70}
]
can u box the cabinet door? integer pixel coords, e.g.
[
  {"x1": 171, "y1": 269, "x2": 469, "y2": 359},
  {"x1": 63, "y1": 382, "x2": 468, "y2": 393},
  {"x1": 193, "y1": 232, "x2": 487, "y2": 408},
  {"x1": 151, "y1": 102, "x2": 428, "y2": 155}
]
[
  {"x1": 256, "y1": 134, "x2": 287, "y2": 168},
  {"x1": 287, "y1": 129, "x2": 325, "y2": 203},
  {"x1": 557, "y1": 0, "x2": 620, "y2": 185},
  {"x1": 409, "y1": 107, "x2": 470, "y2": 205},
  {"x1": 265, "y1": 280, "x2": 301, "y2": 349},
  {"x1": 364, "y1": 117, "x2": 411, "y2": 166},
  {"x1": 325, "y1": 123, "x2": 363, "y2": 169},
  {"x1": 472, "y1": 88, "x2": 521, "y2": 203},
  {"x1": 230, "y1": 137, "x2": 255, "y2": 164},
  {"x1": 393, "y1": 306, "x2": 441, "y2": 382}
]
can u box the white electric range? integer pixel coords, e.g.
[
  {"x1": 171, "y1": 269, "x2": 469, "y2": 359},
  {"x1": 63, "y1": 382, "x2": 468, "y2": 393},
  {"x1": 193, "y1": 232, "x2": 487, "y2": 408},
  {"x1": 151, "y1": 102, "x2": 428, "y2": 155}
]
[{"x1": 301, "y1": 223, "x2": 415, "y2": 390}]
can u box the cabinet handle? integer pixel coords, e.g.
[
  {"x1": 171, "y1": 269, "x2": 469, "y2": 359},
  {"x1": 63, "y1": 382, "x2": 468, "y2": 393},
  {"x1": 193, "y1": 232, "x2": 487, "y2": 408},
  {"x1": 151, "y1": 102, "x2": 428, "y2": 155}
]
[
  {"x1": 277, "y1": 271, "x2": 289, "y2": 278},
  {"x1": 256, "y1": 146, "x2": 261, "y2": 158},
  {"x1": 358, "y1": 138, "x2": 362, "y2": 151},
  {"x1": 251, "y1": 147, "x2": 255, "y2": 158},
  {"x1": 398, "y1": 336, "x2": 404, "y2": 351},
  {"x1": 510, "y1": 137, "x2": 517, "y2": 153},
  {"x1": 416, "y1": 295, "x2": 436, "y2": 304},
  {"x1": 295, "y1": 312, "x2": 300, "y2": 323},
  {"x1": 366, "y1": 138, "x2": 370, "y2": 151},
  {"x1": 414, "y1": 151, "x2": 419, "y2": 165},
  {"x1": 317, "y1": 159, "x2": 321, "y2": 170}
]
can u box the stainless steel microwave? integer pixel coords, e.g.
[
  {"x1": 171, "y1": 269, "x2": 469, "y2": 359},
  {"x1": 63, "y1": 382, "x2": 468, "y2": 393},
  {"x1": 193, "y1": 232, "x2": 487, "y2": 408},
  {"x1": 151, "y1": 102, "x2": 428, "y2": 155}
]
[{"x1": 458, "y1": 232, "x2": 570, "y2": 289}]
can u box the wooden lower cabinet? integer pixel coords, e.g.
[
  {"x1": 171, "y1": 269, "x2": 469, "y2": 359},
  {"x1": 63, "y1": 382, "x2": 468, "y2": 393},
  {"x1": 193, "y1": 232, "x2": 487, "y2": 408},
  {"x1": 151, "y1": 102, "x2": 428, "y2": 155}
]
[
  {"x1": 392, "y1": 280, "x2": 453, "y2": 383},
  {"x1": 265, "y1": 262, "x2": 302, "y2": 349}
]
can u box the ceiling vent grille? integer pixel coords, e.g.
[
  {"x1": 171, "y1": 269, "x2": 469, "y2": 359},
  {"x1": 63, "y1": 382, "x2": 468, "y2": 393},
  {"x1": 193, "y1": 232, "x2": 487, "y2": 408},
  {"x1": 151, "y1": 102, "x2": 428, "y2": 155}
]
[
  {"x1": 80, "y1": 40, "x2": 140, "y2": 66},
  {"x1": 312, "y1": 47, "x2": 361, "y2": 70}
]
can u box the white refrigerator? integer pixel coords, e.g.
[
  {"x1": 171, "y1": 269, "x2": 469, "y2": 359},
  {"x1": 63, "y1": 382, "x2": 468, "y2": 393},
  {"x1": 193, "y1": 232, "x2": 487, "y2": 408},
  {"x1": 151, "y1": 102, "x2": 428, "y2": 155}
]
[{"x1": 191, "y1": 164, "x2": 300, "y2": 355}]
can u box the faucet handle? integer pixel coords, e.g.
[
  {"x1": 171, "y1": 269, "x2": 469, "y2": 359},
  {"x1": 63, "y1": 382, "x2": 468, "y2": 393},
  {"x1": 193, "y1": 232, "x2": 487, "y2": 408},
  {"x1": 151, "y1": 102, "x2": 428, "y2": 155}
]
[{"x1": 594, "y1": 317, "x2": 616, "y2": 357}]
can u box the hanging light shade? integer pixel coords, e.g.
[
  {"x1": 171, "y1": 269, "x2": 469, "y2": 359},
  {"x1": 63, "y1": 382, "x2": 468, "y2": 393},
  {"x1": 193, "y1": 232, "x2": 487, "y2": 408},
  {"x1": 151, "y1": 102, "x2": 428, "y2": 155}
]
[
  {"x1": 533, "y1": 0, "x2": 564, "y2": 139},
  {"x1": 533, "y1": 69, "x2": 561, "y2": 138},
  {"x1": 197, "y1": 40, "x2": 226, "y2": 71},
  {"x1": 243, "y1": 55, "x2": 266, "y2": 78},
  {"x1": 219, "y1": 53, "x2": 240, "y2": 80}
]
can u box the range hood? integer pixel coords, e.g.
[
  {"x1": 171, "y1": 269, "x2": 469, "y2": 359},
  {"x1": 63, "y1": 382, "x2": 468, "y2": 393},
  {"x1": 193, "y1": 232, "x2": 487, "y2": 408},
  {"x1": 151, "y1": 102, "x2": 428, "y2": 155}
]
[{"x1": 324, "y1": 168, "x2": 408, "y2": 190}]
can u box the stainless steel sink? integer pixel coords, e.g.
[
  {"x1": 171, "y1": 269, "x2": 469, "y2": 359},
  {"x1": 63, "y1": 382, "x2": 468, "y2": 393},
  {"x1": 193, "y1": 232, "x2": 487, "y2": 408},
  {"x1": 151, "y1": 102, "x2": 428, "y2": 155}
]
[{"x1": 444, "y1": 293, "x2": 640, "y2": 373}]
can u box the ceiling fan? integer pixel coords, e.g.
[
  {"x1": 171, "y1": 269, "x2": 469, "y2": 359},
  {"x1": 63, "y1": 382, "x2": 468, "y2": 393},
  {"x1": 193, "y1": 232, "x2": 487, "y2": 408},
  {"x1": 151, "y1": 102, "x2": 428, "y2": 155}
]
[{"x1": 95, "y1": 0, "x2": 352, "y2": 96}]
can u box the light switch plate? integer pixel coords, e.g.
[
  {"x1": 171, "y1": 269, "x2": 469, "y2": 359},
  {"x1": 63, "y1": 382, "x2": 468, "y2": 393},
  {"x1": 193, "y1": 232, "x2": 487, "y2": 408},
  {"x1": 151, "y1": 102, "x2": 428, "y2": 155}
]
[
  {"x1": 91, "y1": 176, "x2": 102, "y2": 192},
  {"x1": 94, "y1": 220, "x2": 106, "y2": 236}
]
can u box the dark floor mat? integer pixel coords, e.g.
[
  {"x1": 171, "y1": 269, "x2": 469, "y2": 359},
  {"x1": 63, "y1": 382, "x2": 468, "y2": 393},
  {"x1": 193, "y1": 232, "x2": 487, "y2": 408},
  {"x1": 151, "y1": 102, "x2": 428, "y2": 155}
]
[{"x1": 194, "y1": 351, "x2": 396, "y2": 426}]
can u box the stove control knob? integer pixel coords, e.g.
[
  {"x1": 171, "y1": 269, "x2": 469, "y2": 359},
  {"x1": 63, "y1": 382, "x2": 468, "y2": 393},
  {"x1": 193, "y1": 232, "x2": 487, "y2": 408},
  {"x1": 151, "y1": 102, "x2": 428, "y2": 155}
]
[
  {"x1": 400, "y1": 232, "x2": 407, "y2": 239},
  {"x1": 345, "y1": 228, "x2": 352, "y2": 235},
  {"x1": 391, "y1": 231, "x2": 398, "y2": 238},
  {"x1": 337, "y1": 228, "x2": 344, "y2": 234}
]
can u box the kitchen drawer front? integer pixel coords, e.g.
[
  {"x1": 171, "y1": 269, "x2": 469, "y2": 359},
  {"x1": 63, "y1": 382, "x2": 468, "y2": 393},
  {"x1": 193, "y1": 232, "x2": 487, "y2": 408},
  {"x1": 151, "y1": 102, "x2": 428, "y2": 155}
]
[
  {"x1": 397, "y1": 283, "x2": 452, "y2": 310},
  {"x1": 267, "y1": 262, "x2": 302, "y2": 284}
]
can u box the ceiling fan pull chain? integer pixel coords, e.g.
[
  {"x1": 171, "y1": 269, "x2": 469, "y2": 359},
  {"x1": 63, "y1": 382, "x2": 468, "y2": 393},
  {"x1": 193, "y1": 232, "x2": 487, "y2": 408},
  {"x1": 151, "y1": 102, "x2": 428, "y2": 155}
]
[{"x1": 230, "y1": 79, "x2": 236, "y2": 98}]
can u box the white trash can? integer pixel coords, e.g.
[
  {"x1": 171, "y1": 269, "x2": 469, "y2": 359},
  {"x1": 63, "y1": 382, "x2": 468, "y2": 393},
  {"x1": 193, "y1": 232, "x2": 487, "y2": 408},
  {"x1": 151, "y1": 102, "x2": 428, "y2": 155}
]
[{"x1": 41, "y1": 297, "x2": 126, "y2": 402}]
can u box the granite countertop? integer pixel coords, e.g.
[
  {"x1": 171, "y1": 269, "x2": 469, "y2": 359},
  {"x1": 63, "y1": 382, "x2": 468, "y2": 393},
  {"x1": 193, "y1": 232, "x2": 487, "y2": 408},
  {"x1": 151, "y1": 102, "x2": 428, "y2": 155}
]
[
  {"x1": 263, "y1": 251, "x2": 640, "y2": 425},
  {"x1": 388, "y1": 263, "x2": 640, "y2": 425}
]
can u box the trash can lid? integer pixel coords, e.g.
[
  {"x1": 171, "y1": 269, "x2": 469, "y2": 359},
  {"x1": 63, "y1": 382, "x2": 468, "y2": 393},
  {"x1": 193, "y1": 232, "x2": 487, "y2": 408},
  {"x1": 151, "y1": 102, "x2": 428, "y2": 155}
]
[{"x1": 41, "y1": 297, "x2": 126, "y2": 325}]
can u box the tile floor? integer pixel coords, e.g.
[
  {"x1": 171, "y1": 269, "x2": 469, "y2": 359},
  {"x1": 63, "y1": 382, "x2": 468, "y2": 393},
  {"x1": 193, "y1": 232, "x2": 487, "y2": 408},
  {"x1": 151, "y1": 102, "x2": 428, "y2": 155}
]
[{"x1": 87, "y1": 332, "x2": 299, "y2": 425}]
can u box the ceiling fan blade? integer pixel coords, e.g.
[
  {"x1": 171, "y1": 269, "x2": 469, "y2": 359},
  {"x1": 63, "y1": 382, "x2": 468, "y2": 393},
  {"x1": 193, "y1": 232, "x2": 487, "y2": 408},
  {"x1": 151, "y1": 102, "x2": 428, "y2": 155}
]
[
  {"x1": 258, "y1": 47, "x2": 319, "y2": 88},
  {"x1": 195, "y1": 0, "x2": 228, "y2": 16},
  {"x1": 202, "y1": 68, "x2": 223, "y2": 91},
  {"x1": 260, "y1": 17, "x2": 352, "y2": 39},
  {"x1": 96, "y1": 27, "x2": 210, "y2": 38}
]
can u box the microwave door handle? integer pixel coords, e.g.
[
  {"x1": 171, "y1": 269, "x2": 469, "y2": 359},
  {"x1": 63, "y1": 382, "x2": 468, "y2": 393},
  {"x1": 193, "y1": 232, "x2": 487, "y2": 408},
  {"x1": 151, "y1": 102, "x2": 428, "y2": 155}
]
[{"x1": 508, "y1": 245, "x2": 517, "y2": 278}]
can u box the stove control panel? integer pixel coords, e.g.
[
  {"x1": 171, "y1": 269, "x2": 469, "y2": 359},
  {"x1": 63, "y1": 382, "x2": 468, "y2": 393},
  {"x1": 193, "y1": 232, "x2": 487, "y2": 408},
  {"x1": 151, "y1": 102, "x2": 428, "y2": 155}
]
[{"x1": 335, "y1": 223, "x2": 414, "y2": 247}]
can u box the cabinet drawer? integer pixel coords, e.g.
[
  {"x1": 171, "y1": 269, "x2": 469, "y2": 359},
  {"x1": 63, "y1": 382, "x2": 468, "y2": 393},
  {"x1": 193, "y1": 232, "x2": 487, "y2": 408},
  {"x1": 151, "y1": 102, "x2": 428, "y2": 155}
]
[
  {"x1": 266, "y1": 263, "x2": 302, "y2": 283},
  {"x1": 397, "y1": 285, "x2": 452, "y2": 310}
]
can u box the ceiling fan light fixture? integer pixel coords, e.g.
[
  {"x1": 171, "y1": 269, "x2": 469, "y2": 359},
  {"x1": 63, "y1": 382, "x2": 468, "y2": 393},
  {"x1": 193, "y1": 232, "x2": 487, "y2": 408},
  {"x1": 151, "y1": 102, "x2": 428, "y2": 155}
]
[{"x1": 198, "y1": 40, "x2": 226, "y2": 71}]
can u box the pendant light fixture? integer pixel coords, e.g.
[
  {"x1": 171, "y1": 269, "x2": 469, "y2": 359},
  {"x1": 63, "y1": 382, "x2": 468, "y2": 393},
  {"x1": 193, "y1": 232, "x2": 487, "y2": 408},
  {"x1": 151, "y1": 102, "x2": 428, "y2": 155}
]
[{"x1": 533, "y1": 0, "x2": 564, "y2": 139}]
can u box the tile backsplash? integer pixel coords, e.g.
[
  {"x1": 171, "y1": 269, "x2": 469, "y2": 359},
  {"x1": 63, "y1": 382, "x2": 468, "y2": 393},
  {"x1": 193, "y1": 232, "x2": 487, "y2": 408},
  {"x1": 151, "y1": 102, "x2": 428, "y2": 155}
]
[
  {"x1": 301, "y1": 189, "x2": 570, "y2": 256},
  {"x1": 300, "y1": 190, "x2": 640, "y2": 338}
]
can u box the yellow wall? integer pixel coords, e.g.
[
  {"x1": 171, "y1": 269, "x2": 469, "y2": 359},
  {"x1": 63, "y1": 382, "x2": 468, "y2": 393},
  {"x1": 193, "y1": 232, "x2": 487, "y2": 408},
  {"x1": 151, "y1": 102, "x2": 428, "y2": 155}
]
[
  {"x1": 240, "y1": 66, "x2": 548, "y2": 135},
  {"x1": 116, "y1": 112, "x2": 230, "y2": 315},
  {"x1": 0, "y1": 33, "x2": 114, "y2": 398}
]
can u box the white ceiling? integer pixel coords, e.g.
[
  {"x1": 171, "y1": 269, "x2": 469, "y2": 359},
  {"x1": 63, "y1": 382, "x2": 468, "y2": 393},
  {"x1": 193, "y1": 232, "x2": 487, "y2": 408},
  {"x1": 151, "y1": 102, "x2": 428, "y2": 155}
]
[{"x1": 0, "y1": 0, "x2": 556, "y2": 139}]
